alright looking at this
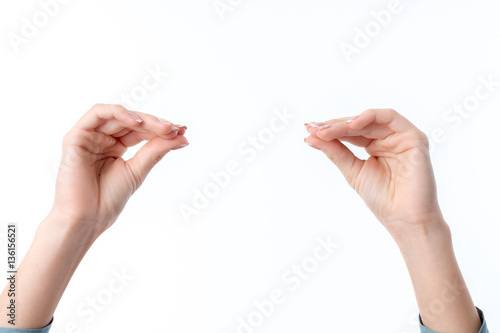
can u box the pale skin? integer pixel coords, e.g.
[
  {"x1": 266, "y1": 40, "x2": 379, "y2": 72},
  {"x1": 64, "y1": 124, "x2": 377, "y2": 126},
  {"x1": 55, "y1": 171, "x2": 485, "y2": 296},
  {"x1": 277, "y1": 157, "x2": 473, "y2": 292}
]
[
  {"x1": 0, "y1": 106, "x2": 482, "y2": 332},
  {"x1": 305, "y1": 108, "x2": 482, "y2": 332},
  {"x1": 0, "y1": 104, "x2": 189, "y2": 328}
]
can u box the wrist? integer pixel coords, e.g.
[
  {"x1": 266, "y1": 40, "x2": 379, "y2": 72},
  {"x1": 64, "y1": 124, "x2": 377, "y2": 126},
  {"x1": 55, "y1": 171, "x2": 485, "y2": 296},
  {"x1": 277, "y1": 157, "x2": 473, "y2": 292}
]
[
  {"x1": 390, "y1": 218, "x2": 452, "y2": 256},
  {"x1": 382, "y1": 207, "x2": 447, "y2": 242},
  {"x1": 41, "y1": 210, "x2": 100, "y2": 246}
]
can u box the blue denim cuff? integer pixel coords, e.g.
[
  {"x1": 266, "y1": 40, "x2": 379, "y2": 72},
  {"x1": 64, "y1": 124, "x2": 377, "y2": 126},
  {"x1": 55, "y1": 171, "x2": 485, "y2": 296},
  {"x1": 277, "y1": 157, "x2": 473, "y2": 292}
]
[
  {"x1": 419, "y1": 308, "x2": 488, "y2": 333},
  {"x1": 0, "y1": 316, "x2": 53, "y2": 333}
]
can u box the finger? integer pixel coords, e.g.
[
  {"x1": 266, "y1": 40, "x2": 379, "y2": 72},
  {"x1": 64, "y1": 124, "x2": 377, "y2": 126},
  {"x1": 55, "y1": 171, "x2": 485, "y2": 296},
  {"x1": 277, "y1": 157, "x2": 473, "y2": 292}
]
[
  {"x1": 117, "y1": 131, "x2": 151, "y2": 148},
  {"x1": 76, "y1": 104, "x2": 143, "y2": 131},
  {"x1": 96, "y1": 112, "x2": 178, "y2": 139},
  {"x1": 128, "y1": 111, "x2": 178, "y2": 137},
  {"x1": 112, "y1": 128, "x2": 132, "y2": 138},
  {"x1": 118, "y1": 128, "x2": 180, "y2": 147},
  {"x1": 174, "y1": 124, "x2": 187, "y2": 136},
  {"x1": 305, "y1": 135, "x2": 364, "y2": 184},
  {"x1": 80, "y1": 104, "x2": 181, "y2": 140},
  {"x1": 102, "y1": 139, "x2": 128, "y2": 157},
  {"x1": 338, "y1": 136, "x2": 373, "y2": 148},
  {"x1": 62, "y1": 129, "x2": 118, "y2": 155},
  {"x1": 347, "y1": 108, "x2": 416, "y2": 133},
  {"x1": 305, "y1": 117, "x2": 351, "y2": 127},
  {"x1": 126, "y1": 135, "x2": 189, "y2": 184},
  {"x1": 95, "y1": 119, "x2": 128, "y2": 136},
  {"x1": 303, "y1": 117, "x2": 358, "y2": 134},
  {"x1": 306, "y1": 124, "x2": 373, "y2": 147},
  {"x1": 306, "y1": 121, "x2": 393, "y2": 141}
]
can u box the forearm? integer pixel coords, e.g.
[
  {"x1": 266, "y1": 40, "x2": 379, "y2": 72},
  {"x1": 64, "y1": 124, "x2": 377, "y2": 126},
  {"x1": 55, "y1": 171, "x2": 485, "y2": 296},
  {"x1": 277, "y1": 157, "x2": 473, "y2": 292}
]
[
  {"x1": 393, "y1": 220, "x2": 481, "y2": 333},
  {"x1": 0, "y1": 213, "x2": 97, "y2": 329}
]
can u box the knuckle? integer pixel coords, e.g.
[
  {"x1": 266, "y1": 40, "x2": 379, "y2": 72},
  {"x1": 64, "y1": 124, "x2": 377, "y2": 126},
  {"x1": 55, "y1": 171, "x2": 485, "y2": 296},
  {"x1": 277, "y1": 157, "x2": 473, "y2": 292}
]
[
  {"x1": 416, "y1": 129, "x2": 428, "y2": 141},
  {"x1": 383, "y1": 108, "x2": 399, "y2": 118},
  {"x1": 62, "y1": 129, "x2": 92, "y2": 148},
  {"x1": 363, "y1": 108, "x2": 399, "y2": 117},
  {"x1": 62, "y1": 130, "x2": 77, "y2": 146},
  {"x1": 111, "y1": 104, "x2": 128, "y2": 113},
  {"x1": 114, "y1": 104, "x2": 132, "y2": 120},
  {"x1": 408, "y1": 129, "x2": 429, "y2": 148},
  {"x1": 90, "y1": 103, "x2": 104, "y2": 112},
  {"x1": 419, "y1": 132, "x2": 430, "y2": 149}
]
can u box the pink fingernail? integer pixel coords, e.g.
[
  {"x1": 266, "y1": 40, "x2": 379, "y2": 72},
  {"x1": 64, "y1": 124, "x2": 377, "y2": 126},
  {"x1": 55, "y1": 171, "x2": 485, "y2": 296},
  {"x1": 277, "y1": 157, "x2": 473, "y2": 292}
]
[
  {"x1": 129, "y1": 112, "x2": 143, "y2": 123},
  {"x1": 158, "y1": 118, "x2": 172, "y2": 125},
  {"x1": 346, "y1": 115, "x2": 360, "y2": 124},
  {"x1": 172, "y1": 143, "x2": 189, "y2": 150},
  {"x1": 175, "y1": 124, "x2": 187, "y2": 130}
]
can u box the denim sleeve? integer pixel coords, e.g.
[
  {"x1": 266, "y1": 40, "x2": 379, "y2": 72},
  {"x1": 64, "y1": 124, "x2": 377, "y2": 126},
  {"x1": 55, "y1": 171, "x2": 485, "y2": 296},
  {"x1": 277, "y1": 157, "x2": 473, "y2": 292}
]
[
  {"x1": 420, "y1": 308, "x2": 489, "y2": 333},
  {"x1": 0, "y1": 317, "x2": 53, "y2": 333}
]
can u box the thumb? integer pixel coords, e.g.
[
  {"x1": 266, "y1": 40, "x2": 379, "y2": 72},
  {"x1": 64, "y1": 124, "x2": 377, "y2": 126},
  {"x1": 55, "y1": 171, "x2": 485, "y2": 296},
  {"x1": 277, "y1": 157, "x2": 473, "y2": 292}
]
[
  {"x1": 126, "y1": 135, "x2": 189, "y2": 185},
  {"x1": 305, "y1": 136, "x2": 363, "y2": 185}
]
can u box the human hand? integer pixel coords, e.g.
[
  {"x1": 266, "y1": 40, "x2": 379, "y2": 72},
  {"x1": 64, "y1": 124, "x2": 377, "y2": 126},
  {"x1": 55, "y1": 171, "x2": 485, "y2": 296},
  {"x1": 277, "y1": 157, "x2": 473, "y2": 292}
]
[
  {"x1": 305, "y1": 108, "x2": 445, "y2": 238},
  {"x1": 49, "y1": 104, "x2": 189, "y2": 239}
]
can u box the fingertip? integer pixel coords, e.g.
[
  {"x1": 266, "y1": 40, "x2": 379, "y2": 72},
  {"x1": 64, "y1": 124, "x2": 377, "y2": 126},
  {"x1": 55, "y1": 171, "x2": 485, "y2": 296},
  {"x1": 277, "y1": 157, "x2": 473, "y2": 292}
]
[
  {"x1": 304, "y1": 138, "x2": 321, "y2": 150},
  {"x1": 315, "y1": 128, "x2": 328, "y2": 140},
  {"x1": 305, "y1": 135, "x2": 327, "y2": 151},
  {"x1": 167, "y1": 136, "x2": 189, "y2": 152},
  {"x1": 177, "y1": 127, "x2": 187, "y2": 136},
  {"x1": 304, "y1": 123, "x2": 314, "y2": 135},
  {"x1": 145, "y1": 136, "x2": 189, "y2": 159},
  {"x1": 315, "y1": 125, "x2": 338, "y2": 141},
  {"x1": 172, "y1": 143, "x2": 189, "y2": 150}
]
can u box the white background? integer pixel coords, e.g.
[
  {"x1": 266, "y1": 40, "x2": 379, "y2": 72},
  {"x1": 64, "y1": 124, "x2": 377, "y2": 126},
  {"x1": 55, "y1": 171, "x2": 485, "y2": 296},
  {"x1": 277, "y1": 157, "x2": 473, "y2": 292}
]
[{"x1": 1, "y1": 0, "x2": 499, "y2": 332}]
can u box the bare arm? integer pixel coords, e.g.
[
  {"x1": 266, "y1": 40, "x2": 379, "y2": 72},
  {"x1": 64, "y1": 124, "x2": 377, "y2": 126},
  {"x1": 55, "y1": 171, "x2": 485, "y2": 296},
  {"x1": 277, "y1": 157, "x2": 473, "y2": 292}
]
[
  {"x1": 395, "y1": 222, "x2": 480, "y2": 332},
  {"x1": 0, "y1": 104, "x2": 188, "y2": 328},
  {"x1": 305, "y1": 108, "x2": 482, "y2": 332},
  {"x1": 0, "y1": 214, "x2": 96, "y2": 328}
]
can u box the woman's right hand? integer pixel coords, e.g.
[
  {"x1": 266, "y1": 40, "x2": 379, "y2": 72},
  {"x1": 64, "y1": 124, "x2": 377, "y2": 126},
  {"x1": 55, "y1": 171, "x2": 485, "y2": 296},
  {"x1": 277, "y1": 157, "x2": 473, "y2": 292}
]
[{"x1": 304, "y1": 108, "x2": 446, "y2": 239}]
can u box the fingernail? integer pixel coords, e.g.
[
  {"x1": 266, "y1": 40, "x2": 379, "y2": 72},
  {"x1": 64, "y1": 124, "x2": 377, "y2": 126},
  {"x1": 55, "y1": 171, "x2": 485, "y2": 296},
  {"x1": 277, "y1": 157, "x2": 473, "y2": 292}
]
[
  {"x1": 307, "y1": 122, "x2": 330, "y2": 129},
  {"x1": 175, "y1": 124, "x2": 187, "y2": 130},
  {"x1": 171, "y1": 126, "x2": 179, "y2": 131},
  {"x1": 158, "y1": 118, "x2": 172, "y2": 125},
  {"x1": 304, "y1": 139, "x2": 320, "y2": 150},
  {"x1": 346, "y1": 115, "x2": 360, "y2": 124},
  {"x1": 172, "y1": 143, "x2": 189, "y2": 150},
  {"x1": 129, "y1": 112, "x2": 143, "y2": 123}
]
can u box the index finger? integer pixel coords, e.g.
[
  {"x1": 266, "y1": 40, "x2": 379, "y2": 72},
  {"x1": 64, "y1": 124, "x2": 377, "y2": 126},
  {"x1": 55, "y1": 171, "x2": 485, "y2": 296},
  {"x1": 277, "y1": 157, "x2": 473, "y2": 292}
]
[
  {"x1": 309, "y1": 108, "x2": 416, "y2": 141},
  {"x1": 347, "y1": 108, "x2": 416, "y2": 133},
  {"x1": 75, "y1": 104, "x2": 143, "y2": 131},
  {"x1": 309, "y1": 121, "x2": 393, "y2": 141}
]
